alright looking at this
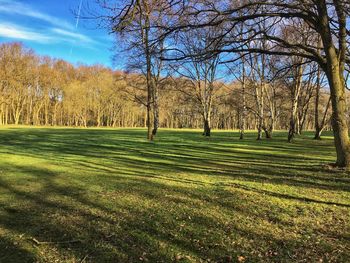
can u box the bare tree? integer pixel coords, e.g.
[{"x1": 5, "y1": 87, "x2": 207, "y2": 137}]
[
  {"x1": 160, "y1": 0, "x2": 350, "y2": 168},
  {"x1": 314, "y1": 64, "x2": 332, "y2": 140},
  {"x1": 94, "y1": 0, "x2": 170, "y2": 140},
  {"x1": 169, "y1": 27, "x2": 222, "y2": 136}
]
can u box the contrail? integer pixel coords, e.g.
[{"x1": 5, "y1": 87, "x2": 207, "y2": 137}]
[
  {"x1": 70, "y1": 0, "x2": 83, "y2": 56},
  {"x1": 75, "y1": 0, "x2": 83, "y2": 28}
]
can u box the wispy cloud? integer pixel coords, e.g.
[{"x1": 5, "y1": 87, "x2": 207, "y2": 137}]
[
  {"x1": 0, "y1": 22, "x2": 97, "y2": 47},
  {"x1": 0, "y1": 0, "x2": 73, "y2": 30},
  {"x1": 0, "y1": 0, "x2": 97, "y2": 46},
  {"x1": 0, "y1": 0, "x2": 105, "y2": 53},
  {"x1": 0, "y1": 22, "x2": 52, "y2": 43},
  {"x1": 51, "y1": 28, "x2": 94, "y2": 44}
]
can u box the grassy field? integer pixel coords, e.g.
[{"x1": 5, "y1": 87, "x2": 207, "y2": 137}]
[{"x1": 0, "y1": 127, "x2": 349, "y2": 263}]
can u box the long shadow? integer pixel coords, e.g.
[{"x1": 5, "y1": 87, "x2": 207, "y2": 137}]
[
  {"x1": 0, "y1": 128, "x2": 349, "y2": 262},
  {"x1": 0, "y1": 163, "x2": 347, "y2": 262},
  {"x1": 0, "y1": 236, "x2": 36, "y2": 263}
]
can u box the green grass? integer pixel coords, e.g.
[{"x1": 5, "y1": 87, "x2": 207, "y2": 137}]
[{"x1": 0, "y1": 127, "x2": 349, "y2": 263}]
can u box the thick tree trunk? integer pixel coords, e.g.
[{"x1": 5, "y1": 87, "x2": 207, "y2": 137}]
[
  {"x1": 314, "y1": 127, "x2": 322, "y2": 140},
  {"x1": 318, "y1": 1, "x2": 350, "y2": 167},
  {"x1": 268, "y1": 113, "x2": 276, "y2": 139},
  {"x1": 257, "y1": 122, "x2": 263, "y2": 140},
  {"x1": 326, "y1": 64, "x2": 350, "y2": 167},
  {"x1": 203, "y1": 117, "x2": 211, "y2": 137},
  {"x1": 288, "y1": 118, "x2": 296, "y2": 143},
  {"x1": 263, "y1": 126, "x2": 272, "y2": 139}
]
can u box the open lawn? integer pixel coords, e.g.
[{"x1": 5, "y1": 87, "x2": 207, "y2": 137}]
[{"x1": 0, "y1": 127, "x2": 349, "y2": 262}]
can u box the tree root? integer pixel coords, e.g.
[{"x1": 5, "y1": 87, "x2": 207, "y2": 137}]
[{"x1": 29, "y1": 237, "x2": 82, "y2": 245}]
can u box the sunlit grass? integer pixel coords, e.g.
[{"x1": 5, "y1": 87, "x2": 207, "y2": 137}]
[{"x1": 0, "y1": 127, "x2": 349, "y2": 262}]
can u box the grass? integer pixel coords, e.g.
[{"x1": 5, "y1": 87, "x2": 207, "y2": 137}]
[{"x1": 0, "y1": 127, "x2": 349, "y2": 263}]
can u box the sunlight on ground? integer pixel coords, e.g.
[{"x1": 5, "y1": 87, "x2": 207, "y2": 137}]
[{"x1": 0, "y1": 128, "x2": 349, "y2": 262}]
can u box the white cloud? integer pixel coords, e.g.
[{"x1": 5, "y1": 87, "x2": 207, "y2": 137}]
[
  {"x1": 0, "y1": 22, "x2": 53, "y2": 43},
  {"x1": 0, "y1": 22, "x2": 97, "y2": 47},
  {"x1": 0, "y1": 0, "x2": 73, "y2": 29},
  {"x1": 51, "y1": 28, "x2": 94, "y2": 44},
  {"x1": 0, "y1": 0, "x2": 103, "y2": 49}
]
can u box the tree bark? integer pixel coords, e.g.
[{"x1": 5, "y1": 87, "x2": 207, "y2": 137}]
[
  {"x1": 152, "y1": 83, "x2": 159, "y2": 136},
  {"x1": 263, "y1": 126, "x2": 272, "y2": 139},
  {"x1": 239, "y1": 58, "x2": 246, "y2": 140},
  {"x1": 314, "y1": 64, "x2": 322, "y2": 140},
  {"x1": 326, "y1": 61, "x2": 350, "y2": 167},
  {"x1": 288, "y1": 63, "x2": 303, "y2": 143},
  {"x1": 203, "y1": 117, "x2": 211, "y2": 136},
  {"x1": 318, "y1": 0, "x2": 350, "y2": 167}
]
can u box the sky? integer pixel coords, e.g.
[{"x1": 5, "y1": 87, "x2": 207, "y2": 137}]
[{"x1": 0, "y1": 0, "x2": 117, "y2": 68}]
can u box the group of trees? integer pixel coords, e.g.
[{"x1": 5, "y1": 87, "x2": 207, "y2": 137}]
[
  {"x1": 93, "y1": 0, "x2": 350, "y2": 168},
  {"x1": 2, "y1": 0, "x2": 350, "y2": 167},
  {"x1": 0, "y1": 43, "x2": 137, "y2": 127},
  {"x1": 0, "y1": 41, "x2": 333, "y2": 133}
]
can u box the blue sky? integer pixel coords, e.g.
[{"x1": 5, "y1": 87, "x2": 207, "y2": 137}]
[{"x1": 0, "y1": 0, "x2": 117, "y2": 68}]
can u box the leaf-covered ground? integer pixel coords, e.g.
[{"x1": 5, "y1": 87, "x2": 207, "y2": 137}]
[{"x1": 0, "y1": 127, "x2": 349, "y2": 262}]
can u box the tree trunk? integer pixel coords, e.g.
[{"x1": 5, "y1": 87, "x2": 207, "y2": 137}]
[
  {"x1": 147, "y1": 102, "x2": 153, "y2": 140},
  {"x1": 152, "y1": 84, "x2": 159, "y2": 136},
  {"x1": 263, "y1": 126, "x2": 272, "y2": 139},
  {"x1": 256, "y1": 82, "x2": 264, "y2": 140},
  {"x1": 288, "y1": 64, "x2": 303, "y2": 143},
  {"x1": 257, "y1": 121, "x2": 263, "y2": 140},
  {"x1": 288, "y1": 118, "x2": 296, "y2": 143},
  {"x1": 318, "y1": 0, "x2": 350, "y2": 167},
  {"x1": 203, "y1": 117, "x2": 211, "y2": 136},
  {"x1": 256, "y1": 111, "x2": 264, "y2": 140},
  {"x1": 144, "y1": 8, "x2": 154, "y2": 141},
  {"x1": 314, "y1": 64, "x2": 322, "y2": 140},
  {"x1": 314, "y1": 127, "x2": 322, "y2": 140},
  {"x1": 44, "y1": 101, "x2": 49, "y2": 126},
  {"x1": 240, "y1": 60, "x2": 246, "y2": 140},
  {"x1": 326, "y1": 63, "x2": 350, "y2": 167}
]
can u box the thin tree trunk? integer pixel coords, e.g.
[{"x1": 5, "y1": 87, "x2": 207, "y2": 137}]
[
  {"x1": 144, "y1": 6, "x2": 154, "y2": 141},
  {"x1": 288, "y1": 64, "x2": 303, "y2": 143},
  {"x1": 152, "y1": 83, "x2": 159, "y2": 136},
  {"x1": 256, "y1": 84, "x2": 264, "y2": 141},
  {"x1": 240, "y1": 59, "x2": 246, "y2": 140},
  {"x1": 314, "y1": 64, "x2": 322, "y2": 140}
]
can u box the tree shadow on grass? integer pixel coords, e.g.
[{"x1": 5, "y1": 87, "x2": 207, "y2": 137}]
[
  {"x1": 0, "y1": 236, "x2": 36, "y2": 263},
  {"x1": 0, "y1": 128, "x2": 349, "y2": 262},
  {"x1": 0, "y1": 163, "x2": 348, "y2": 262}
]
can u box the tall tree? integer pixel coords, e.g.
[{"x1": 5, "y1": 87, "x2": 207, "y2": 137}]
[
  {"x1": 95, "y1": 0, "x2": 169, "y2": 140},
  {"x1": 161, "y1": 0, "x2": 350, "y2": 168},
  {"x1": 169, "y1": 27, "x2": 222, "y2": 136}
]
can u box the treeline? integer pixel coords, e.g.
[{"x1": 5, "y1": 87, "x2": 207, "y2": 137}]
[
  {"x1": 89, "y1": 0, "x2": 350, "y2": 168},
  {"x1": 0, "y1": 42, "x2": 333, "y2": 134}
]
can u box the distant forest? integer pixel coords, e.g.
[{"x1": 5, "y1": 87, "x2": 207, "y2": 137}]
[{"x1": 0, "y1": 42, "x2": 332, "y2": 137}]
